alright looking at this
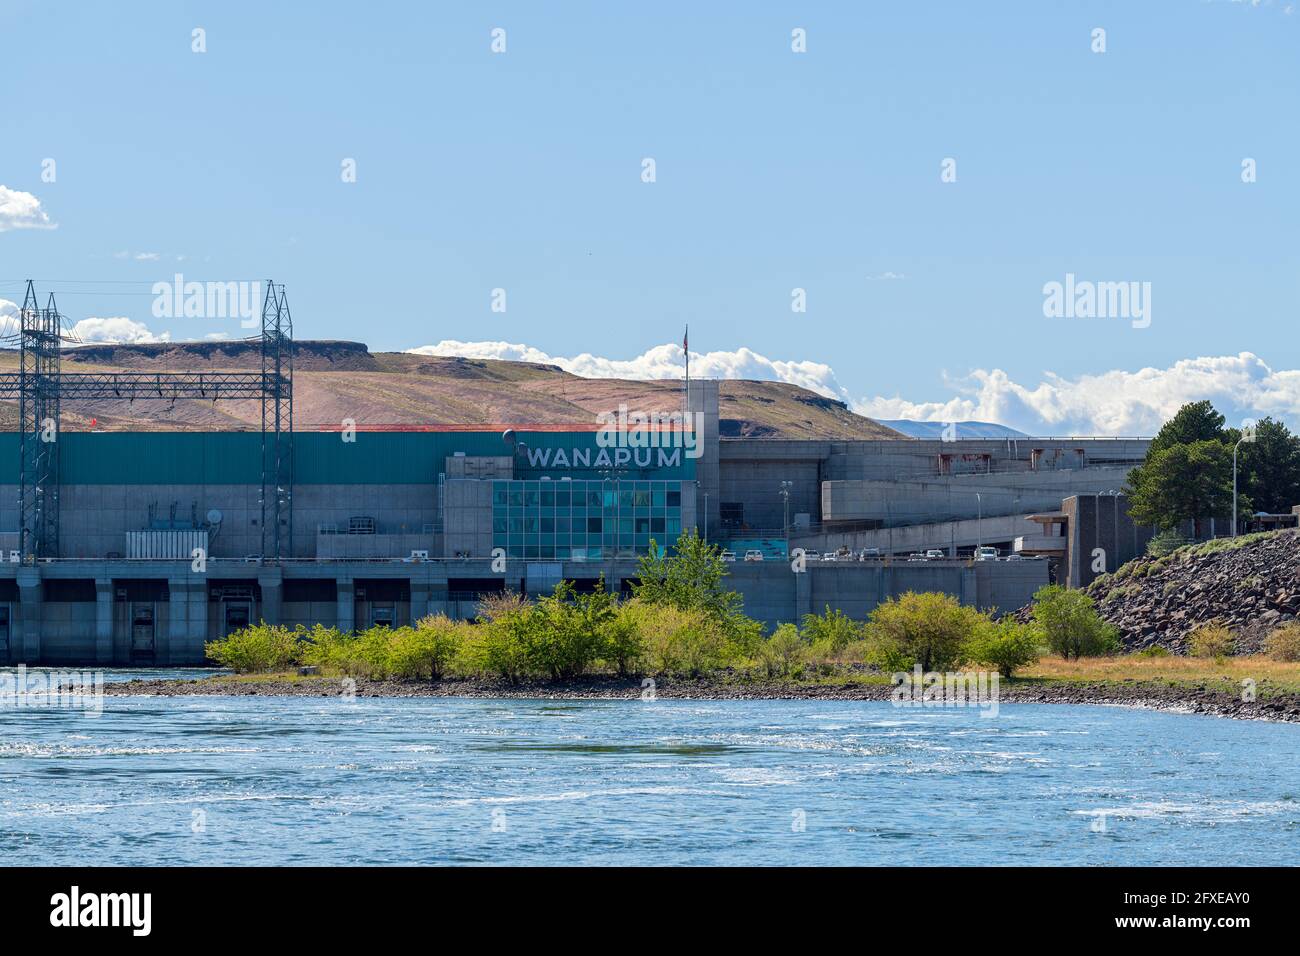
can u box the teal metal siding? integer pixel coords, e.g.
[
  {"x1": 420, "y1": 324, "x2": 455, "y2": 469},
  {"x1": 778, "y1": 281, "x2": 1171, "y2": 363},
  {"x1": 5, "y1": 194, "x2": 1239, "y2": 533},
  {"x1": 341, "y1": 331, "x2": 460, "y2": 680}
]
[{"x1": 0, "y1": 431, "x2": 696, "y2": 484}]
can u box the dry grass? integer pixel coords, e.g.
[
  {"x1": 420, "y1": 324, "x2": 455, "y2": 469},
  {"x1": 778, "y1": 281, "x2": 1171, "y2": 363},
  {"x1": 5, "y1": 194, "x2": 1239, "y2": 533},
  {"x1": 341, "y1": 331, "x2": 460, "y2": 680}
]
[
  {"x1": 1020, "y1": 654, "x2": 1300, "y2": 693},
  {"x1": 0, "y1": 343, "x2": 900, "y2": 438}
]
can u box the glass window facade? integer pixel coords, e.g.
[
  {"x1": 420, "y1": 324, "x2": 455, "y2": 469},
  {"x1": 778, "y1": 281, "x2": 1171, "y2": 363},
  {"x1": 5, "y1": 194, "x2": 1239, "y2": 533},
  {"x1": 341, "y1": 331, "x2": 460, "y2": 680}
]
[{"x1": 492, "y1": 479, "x2": 685, "y2": 559}]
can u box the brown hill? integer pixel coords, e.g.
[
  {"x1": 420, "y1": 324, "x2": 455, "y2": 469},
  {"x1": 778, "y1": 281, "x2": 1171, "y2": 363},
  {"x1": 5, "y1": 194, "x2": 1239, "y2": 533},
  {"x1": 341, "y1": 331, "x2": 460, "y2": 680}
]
[{"x1": 0, "y1": 341, "x2": 901, "y2": 439}]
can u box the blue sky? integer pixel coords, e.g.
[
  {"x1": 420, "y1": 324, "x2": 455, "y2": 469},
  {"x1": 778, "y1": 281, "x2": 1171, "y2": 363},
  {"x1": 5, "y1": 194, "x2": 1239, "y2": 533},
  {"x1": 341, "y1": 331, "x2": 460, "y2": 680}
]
[{"x1": 1, "y1": 0, "x2": 1297, "y2": 435}]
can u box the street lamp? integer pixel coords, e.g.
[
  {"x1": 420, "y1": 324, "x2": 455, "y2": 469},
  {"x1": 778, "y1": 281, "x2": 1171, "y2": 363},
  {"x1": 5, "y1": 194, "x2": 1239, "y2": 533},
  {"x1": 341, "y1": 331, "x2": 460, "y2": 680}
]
[
  {"x1": 1233, "y1": 422, "x2": 1257, "y2": 537},
  {"x1": 975, "y1": 492, "x2": 983, "y2": 551},
  {"x1": 779, "y1": 481, "x2": 792, "y2": 547}
]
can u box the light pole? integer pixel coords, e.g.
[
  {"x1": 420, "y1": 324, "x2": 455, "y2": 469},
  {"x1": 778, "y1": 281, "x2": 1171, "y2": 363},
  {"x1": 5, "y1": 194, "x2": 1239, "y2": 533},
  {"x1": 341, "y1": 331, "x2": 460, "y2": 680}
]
[
  {"x1": 975, "y1": 492, "x2": 983, "y2": 551},
  {"x1": 779, "y1": 481, "x2": 792, "y2": 553},
  {"x1": 1233, "y1": 423, "x2": 1257, "y2": 537}
]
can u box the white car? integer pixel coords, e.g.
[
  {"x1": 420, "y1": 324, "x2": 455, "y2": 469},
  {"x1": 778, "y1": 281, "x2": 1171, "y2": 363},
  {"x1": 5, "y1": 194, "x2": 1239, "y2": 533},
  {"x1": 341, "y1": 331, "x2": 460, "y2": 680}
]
[
  {"x1": 720, "y1": 550, "x2": 737, "y2": 562},
  {"x1": 925, "y1": 549, "x2": 946, "y2": 559},
  {"x1": 822, "y1": 551, "x2": 839, "y2": 562},
  {"x1": 907, "y1": 553, "x2": 928, "y2": 562},
  {"x1": 743, "y1": 550, "x2": 764, "y2": 562},
  {"x1": 1003, "y1": 553, "x2": 1025, "y2": 561},
  {"x1": 858, "y1": 548, "x2": 881, "y2": 560},
  {"x1": 975, "y1": 546, "x2": 998, "y2": 561},
  {"x1": 802, "y1": 550, "x2": 821, "y2": 562}
]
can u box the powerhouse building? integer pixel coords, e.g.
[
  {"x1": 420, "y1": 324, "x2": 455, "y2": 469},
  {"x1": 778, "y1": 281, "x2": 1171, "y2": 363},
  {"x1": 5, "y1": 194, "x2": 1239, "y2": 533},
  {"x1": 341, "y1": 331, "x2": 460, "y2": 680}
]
[{"x1": 0, "y1": 381, "x2": 1151, "y2": 665}]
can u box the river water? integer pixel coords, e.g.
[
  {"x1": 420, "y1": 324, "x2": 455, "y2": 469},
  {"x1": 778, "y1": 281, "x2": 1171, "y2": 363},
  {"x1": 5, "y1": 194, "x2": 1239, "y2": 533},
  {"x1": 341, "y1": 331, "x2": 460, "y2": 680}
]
[{"x1": 2, "y1": 678, "x2": 1298, "y2": 865}]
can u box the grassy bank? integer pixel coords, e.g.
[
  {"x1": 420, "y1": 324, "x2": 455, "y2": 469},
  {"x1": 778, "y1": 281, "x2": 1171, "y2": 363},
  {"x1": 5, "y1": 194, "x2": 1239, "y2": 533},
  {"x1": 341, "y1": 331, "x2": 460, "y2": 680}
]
[
  {"x1": 190, "y1": 531, "x2": 1300, "y2": 717},
  {"x1": 203, "y1": 653, "x2": 1300, "y2": 696},
  {"x1": 1019, "y1": 654, "x2": 1300, "y2": 697}
]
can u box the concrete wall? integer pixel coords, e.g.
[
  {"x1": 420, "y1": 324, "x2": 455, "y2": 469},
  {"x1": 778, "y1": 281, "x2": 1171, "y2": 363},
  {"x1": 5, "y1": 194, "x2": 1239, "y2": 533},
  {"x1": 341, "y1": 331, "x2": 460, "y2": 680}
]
[
  {"x1": 717, "y1": 454, "x2": 822, "y2": 532},
  {"x1": 0, "y1": 482, "x2": 441, "y2": 560},
  {"x1": 316, "y1": 533, "x2": 438, "y2": 560},
  {"x1": 710, "y1": 437, "x2": 1148, "y2": 532},
  {"x1": 817, "y1": 437, "x2": 1149, "y2": 481},
  {"x1": 687, "y1": 380, "x2": 721, "y2": 538},
  {"x1": 821, "y1": 466, "x2": 1136, "y2": 525},
  {"x1": 442, "y1": 479, "x2": 494, "y2": 557},
  {"x1": 1064, "y1": 493, "x2": 1157, "y2": 588},
  {"x1": 725, "y1": 558, "x2": 1046, "y2": 631},
  {"x1": 794, "y1": 512, "x2": 1044, "y2": 556},
  {"x1": 0, "y1": 555, "x2": 1046, "y2": 665}
]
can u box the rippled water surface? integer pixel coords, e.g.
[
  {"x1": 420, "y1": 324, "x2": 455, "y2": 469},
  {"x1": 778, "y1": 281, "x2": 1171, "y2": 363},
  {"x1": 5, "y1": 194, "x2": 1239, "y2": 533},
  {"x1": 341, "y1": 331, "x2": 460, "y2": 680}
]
[{"x1": 2, "y1": 691, "x2": 1298, "y2": 865}]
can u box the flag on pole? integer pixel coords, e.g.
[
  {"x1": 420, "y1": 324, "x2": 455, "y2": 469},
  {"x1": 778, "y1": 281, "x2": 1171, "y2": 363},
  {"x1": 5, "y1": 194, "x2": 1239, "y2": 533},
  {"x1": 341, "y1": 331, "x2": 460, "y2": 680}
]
[{"x1": 683, "y1": 325, "x2": 690, "y2": 387}]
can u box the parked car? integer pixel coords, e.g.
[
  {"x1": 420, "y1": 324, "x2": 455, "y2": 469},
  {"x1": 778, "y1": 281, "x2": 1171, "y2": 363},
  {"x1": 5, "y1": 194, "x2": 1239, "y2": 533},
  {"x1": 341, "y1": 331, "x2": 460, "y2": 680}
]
[
  {"x1": 802, "y1": 550, "x2": 821, "y2": 562},
  {"x1": 1003, "y1": 552, "x2": 1025, "y2": 561},
  {"x1": 925, "y1": 549, "x2": 946, "y2": 559},
  {"x1": 822, "y1": 551, "x2": 839, "y2": 562},
  {"x1": 975, "y1": 546, "x2": 998, "y2": 561},
  {"x1": 907, "y1": 552, "x2": 928, "y2": 562},
  {"x1": 744, "y1": 549, "x2": 764, "y2": 562},
  {"x1": 720, "y1": 550, "x2": 737, "y2": 562},
  {"x1": 858, "y1": 547, "x2": 881, "y2": 560}
]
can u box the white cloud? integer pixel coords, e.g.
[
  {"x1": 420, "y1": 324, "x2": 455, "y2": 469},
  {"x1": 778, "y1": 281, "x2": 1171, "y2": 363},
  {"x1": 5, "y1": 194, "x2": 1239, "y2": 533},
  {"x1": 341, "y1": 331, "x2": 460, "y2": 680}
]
[
  {"x1": 856, "y1": 353, "x2": 1300, "y2": 436},
  {"x1": 70, "y1": 316, "x2": 170, "y2": 345},
  {"x1": 0, "y1": 185, "x2": 56, "y2": 232},
  {"x1": 411, "y1": 340, "x2": 1300, "y2": 436},
  {"x1": 0, "y1": 298, "x2": 19, "y2": 338},
  {"x1": 134, "y1": 252, "x2": 161, "y2": 261},
  {"x1": 409, "y1": 339, "x2": 850, "y2": 402}
]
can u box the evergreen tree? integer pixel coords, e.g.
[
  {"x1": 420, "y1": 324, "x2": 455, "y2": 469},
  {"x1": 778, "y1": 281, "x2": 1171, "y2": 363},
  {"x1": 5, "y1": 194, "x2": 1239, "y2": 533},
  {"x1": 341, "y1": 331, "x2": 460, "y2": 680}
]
[
  {"x1": 1127, "y1": 439, "x2": 1236, "y2": 536},
  {"x1": 1240, "y1": 417, "x2": 1300, "y2": 516},
  {"x1": 1147, "y1": 400, "x2": 1226, "y2": 455}
]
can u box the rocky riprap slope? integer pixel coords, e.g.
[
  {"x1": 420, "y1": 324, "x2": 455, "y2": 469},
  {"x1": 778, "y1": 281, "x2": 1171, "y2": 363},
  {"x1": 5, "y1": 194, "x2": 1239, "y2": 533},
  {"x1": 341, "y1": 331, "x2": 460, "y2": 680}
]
[{"x1": 1087, "y1": 530, "x2": 1299, "y2": 653}]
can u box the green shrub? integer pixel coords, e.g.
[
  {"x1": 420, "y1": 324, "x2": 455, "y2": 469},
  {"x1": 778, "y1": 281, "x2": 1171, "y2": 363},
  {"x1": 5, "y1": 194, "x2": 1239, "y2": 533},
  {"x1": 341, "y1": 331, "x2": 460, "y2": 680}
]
[
  {"x1": 864, "y1": 591, "x2": 983, "y2": 672},
  {"x1": 757, "y1": 623, "x2": 806, "y2": 678},
  {"x1": 301, "y1": 625, "x2": 392, "y2": 678},
  {"x1": 620, "y1": 600, "x2": 730, "y2": 676},
  {"x1": 599, "y1": 605, "x2": 646, "y2": 676},
  {"x1": 634, "y1": 529, "x2": 746, "y2": 631},
  {"x1": 1030, "y1": 585, "x2": 1121, "y2": 660},
  {"x1": 462, "y1": 595, "x2": 535, "y2": 682},
  {"x1": 1136, "y1": 645, "x2": 1171, "y2": 658},
  {"x1": 204, "y1": 622, "x2": 303, "y2": 673},
  {"x1": 723, "y1": 615, "x2": 767, "y2": 664},
  {"x1": 1265, "y1": 623, "x2": 1300, "y2": 662},
  {"x1": 388, "y1": 615, "x2": 467, "y2": 680},
  {"x1": 966, "y1": 619, "x2": 1041, "y2": 678},
  {"x1": 1187, "y1": 623, "x2": 1234, "y2": 659},
  {"x1": 800, "y1": 606, "x2": 860, "y2": 655},
  {"x1": 1146, "y1": 529, "x2": 1190, "y2": 557},
  {"x1": 521, "y1": 581, "x2": 611, "y2": 679}
]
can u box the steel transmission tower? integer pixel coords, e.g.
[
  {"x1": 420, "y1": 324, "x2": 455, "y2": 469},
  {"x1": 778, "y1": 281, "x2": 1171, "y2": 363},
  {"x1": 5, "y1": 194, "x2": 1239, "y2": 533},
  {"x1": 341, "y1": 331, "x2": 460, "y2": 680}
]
[
  {"x1": 260, "y1": 282, "x2": 294, "y2": 561},
  {"x1": 1, "y1": 278, "x2": 295, "y2": 562},
  {"x1": 17, "y1": 281, "x2": 64, "y2": 560}
]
